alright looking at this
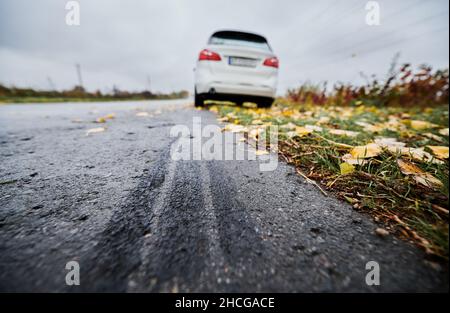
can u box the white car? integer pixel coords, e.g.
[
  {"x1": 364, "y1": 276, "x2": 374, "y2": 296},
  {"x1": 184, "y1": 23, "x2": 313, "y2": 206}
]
[{"x1": 194, "y1": 30, "x2": 278, "y2": 108}]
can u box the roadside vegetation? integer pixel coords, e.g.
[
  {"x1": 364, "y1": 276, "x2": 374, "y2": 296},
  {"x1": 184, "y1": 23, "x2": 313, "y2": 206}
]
[
  {"x1": 205, "y1": 63, "x2": 449, "y2": 260},
  {"x1": 0, "y1": 84, "x2": 189, "y2": 103}
]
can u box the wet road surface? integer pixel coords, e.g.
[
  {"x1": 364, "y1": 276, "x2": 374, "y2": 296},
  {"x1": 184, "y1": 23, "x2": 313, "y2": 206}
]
[{"x1": 0, "y1": 100, "x2": 447, "y2": 292}]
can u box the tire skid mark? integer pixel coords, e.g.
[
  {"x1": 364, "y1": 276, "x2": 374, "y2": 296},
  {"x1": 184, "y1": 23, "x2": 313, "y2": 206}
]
[
  {"x1": 144, "y1": 160, "x2": 209, "y2": 292},
  {"x1": 76, "y1": 141, "x2": 175, "y2": 292},
  {"x1": 126, "y1": 156, "x2": 178, "y2": 291},
  {"x1": 206, "y1": 161, "x2": 276, "y2": 291},
  {"x1": 198, "y1": 162, "x2": 226, "y2": 267}
]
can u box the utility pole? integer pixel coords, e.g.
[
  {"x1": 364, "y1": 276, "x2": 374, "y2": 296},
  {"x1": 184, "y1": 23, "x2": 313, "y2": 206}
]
[
  {"x1": 75, "y1": 63, "x2": 83, "y2": 88},
  {"x1": 47, "y1": 76, "x2": 56, "y2": 91}
]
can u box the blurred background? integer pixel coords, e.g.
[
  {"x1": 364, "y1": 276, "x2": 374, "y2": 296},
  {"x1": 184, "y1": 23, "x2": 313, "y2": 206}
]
[{"x1": 0, "y1": 0, "x2": 448, "y2": 95}]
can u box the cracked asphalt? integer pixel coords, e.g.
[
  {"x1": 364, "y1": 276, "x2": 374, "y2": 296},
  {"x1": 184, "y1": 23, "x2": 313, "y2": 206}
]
[{"x1": 0, "y1": 100, "x2": 447, "y2": 292}]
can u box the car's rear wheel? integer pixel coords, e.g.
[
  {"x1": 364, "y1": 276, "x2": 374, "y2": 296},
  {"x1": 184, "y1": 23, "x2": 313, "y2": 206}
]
[
  {"x1": 194, "y1": 91, "x2": 204, "y2": 107},
  {"x1": 258, "y1": 98, "x2": 274, "y2": 108}
]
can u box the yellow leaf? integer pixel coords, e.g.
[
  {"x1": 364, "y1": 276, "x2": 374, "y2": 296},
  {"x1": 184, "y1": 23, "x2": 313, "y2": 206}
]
[
  {"x1": 222, "y1": 124, "x2": 248, "y2": 133},
  {"x1": 105, "y1": 113, "x2": 115, "y2": 119},
  {"x1": 427, "y1": 146, "x2": 449, "y2": 159},
  {"x1": 95, "y1": 113, "x2": 115, "y2": 123},
  {"x1": 281, "y1": 109, "x2": 295, "y2": 117},
  {"x1": 350, "y1": 143, "x2": 381, "y2": 159},
  {"x1": 217, "y1": 117, "x2": 229, "y2": 122},
  {"x1": 340, "y1": 162, "x2": 355, "y2": 175},
  {"x1": 251, "y1": 119, "x2": 264, "y2": 125},
  {"x1": 397, "y1": 159, "x2": 443, "y2": 189},
  {"x1": 408, "y1": 120, "x2": 438, "y2": 130},
  {"x1": 255, "y1": 150, "x2": 269, "y2": 156},
  {"x1": 295, "y1": 126, "x2": 312, "y2": 137},
  {"x1": 344, "y1": 195, "x2": 358, "y2": 204}
]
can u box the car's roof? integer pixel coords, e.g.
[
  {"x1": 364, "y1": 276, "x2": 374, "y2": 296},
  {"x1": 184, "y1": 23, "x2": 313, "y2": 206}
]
[{"x1": 210, "y1": 30, "x2": 268, "y2": 43}]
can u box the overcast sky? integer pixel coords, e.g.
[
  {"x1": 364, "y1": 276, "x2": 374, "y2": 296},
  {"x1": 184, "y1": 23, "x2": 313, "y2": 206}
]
[{"x1": 0, "y1": 0, "x2": 448, "y2": 94}]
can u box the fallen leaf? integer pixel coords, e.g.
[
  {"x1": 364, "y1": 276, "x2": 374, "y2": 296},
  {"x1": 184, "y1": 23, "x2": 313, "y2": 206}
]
[
  {"x1": 317, "y1": 116, "x2": 330, "y2": 124},
  {"x1": 408, "y1": 120, "x2": 439, "y2": 130},
  {"x1": 248, "y1": 127, "x2": 263, "y2": 140},
  {"x1": 423, "y1": 133, "x2": 444, "y2": 142},
  {"x1": 375, "y1": 228, "x2": 389, "y2": 237},
  {"x1": 340, "y1": 162, "x2": 355, "y2": 175},
  {"x1": 285, "y1": 131, "x2": 297, "y2": 138},
  {"x1": 350, "y1": 143, "x2": 382, "y2": 159},
  {"x1": 217, "y1": 117, "x2": 229, "y2": 122},
  {"x1": 426, "y1": 146, "x2": 449, "y2": 159},
  {"x1": 255, "y1": 150, "x2": 269, "y2": 156},
  {"x1": 374, "y1": 137, "x2": 406, "y2": 148},
  {"x1": 305, "y1": 124, "x2": 323, "y2": 132},
  {"x1": 397, "y1": 159, "x2": 443, "y2": 188},
  {"x1": 342, "y1": 153, "x2": 367, "y2": 166},
  {"x1": 438, "y1": 128, "x2": 449, "y2": 136},
  {"x1": 251, "y1": 119, "x2": 264, "y2": 125},
  {"x1": 95, "y1": 113, "x2": 115, "y2": 123},
  {"x1": 105, "y1": 113, "x2": 115, "y2": 119},
  {"x1": 344, "y1": 195, "x2": 358, "y2": 204},
  {"x1": 86, "y1": 127, "x2": 106, "y2": 135},
  {"x1": 355, "y1": 121, "x2": 384, "y2": 133},
  {"x1": 281, "y1": 122, "x2": 297, "y2": 130},
  {"x1": 222, "y1": 124, "x2": 248, "y2": 133},
  {"x1": 388, "y1": 146, "x2": 444, "y2": 164},
  {"x1": 327, "y1": 129, "x2": 359, "y2": 137},
  {"x1": 295, "y1": 126, "x2": 313, "y2": 137}
]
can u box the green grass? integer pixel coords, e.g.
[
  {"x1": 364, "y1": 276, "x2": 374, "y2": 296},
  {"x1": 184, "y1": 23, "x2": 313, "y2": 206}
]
[{"x1": 207, "y1": 101, "x2": 449, "y2": 259}]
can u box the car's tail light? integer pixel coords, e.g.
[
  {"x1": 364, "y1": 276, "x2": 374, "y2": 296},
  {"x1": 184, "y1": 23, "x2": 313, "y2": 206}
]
[
  {"x1": 263, "y1": 56, "x2": 279, "y2": 68},
  {"x1": 199, "y1": 49, "x2": 221, "y2": 61}
]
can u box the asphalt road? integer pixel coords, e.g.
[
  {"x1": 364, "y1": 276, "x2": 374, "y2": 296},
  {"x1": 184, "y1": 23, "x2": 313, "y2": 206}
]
[{"x1": 0, "y1": 100, "x2": 447, "y2": 292}]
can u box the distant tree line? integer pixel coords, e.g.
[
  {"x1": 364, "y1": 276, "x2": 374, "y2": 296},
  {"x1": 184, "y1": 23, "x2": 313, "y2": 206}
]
[{"x1": 0, "y1": 84, "x2": 189, "y2": 102}]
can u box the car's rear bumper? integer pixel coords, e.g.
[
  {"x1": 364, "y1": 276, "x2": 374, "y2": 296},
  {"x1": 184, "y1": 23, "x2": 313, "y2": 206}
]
[
  {"x1": 196, "y1": 80, "x2": 276, "y2": 98},
  {"x1": 195, "y1": 60, "x2": 278, "y2": 98}
]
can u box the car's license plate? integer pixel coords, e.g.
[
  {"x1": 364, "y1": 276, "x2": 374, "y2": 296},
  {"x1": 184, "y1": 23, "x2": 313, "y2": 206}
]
[{"x1": 228, "y1": 57, "x2": 256, "y2": 67}]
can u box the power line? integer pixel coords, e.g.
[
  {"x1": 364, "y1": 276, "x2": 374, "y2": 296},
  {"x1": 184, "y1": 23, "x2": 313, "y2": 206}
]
[
  {"x1": 326, "y1": 10, "x2": 449, "y2": 57},
  {"x1": 298, "y1": 0, "x2": 429, "y2": 55},
  {"x1": 300, "y1": 0, "x2": 342, "y2": 27},
  {"x1": 293, "y1": 10, "x2": 448, "y2": 71},
  {"x1": 289, "y1": 0, "x2": 363, "y2": 55},
  {"x1": 299, "y1": 25, "x2": 448, "y2": 74}
]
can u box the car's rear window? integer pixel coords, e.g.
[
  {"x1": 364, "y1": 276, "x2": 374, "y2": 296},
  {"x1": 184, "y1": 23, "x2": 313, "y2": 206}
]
[{"x1": 208, "y1": 31, "x2": 271, "y2": 51}]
